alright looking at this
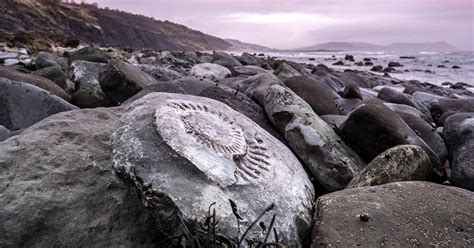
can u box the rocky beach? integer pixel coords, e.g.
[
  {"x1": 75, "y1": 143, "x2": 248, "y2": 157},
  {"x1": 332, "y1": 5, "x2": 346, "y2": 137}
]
[{"x1": 0, "y1": 1, "x2": 473, "y2": 247}]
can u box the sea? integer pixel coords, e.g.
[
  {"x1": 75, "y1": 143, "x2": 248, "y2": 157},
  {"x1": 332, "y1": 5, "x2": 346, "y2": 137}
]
[{"x1": 232, "y1": 51, "x2": 474, "y2": 88}]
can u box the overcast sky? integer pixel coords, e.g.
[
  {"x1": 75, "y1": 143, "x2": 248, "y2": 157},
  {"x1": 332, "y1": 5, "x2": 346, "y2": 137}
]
[{"x1": 88, "y1": 0, "x2": 473, "y2": 50}]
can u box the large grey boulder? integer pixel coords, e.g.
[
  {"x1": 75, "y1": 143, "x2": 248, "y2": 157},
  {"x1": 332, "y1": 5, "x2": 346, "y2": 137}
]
[
  {"x1": 212, "y1": 51, "x2": 242, "y2": 68},
  {"x1": 0, "y1": 125, "x2": 11, "y2": 142},
  {"x1": 237, "y1": 52, "x2": 261, "y2": 65},
  {"x1": 0, "y1": 108, "x2": 162, "y2": 247},
  {"x1": 0, "y1": 78, "x2": 77, "y2": 131},
  {"x1": 312, "y1": 182, "x2": 474, "y2": 247},
  {"x1": 274, "y1": 62, "x2": 302, "y2": 81},
  {"x1": 378, "y1": 87, "x2": 431, "y2": 118},
  {"x1": 444, "y1": 113, "x2": 474, "y2": 191},
  {"x1": 32, "y1": 65, "x2": 70, "y2": 93},
  {"x1": 346, "y1": 145, "x2": 431, "y2": 188},
  {"x1": 431, "y1": 98, "x2": 474, "y2": 125},
  {"x1": 264, "y1": 85, "x2": 365, "y2": 191},
  {"x1": 136, "y1": 64, "x2": 184, "y2": 81},
  {"x1": 0, "y1": 65, "x2": 70, "y2": 101},
  {"x1": 99, "y1": 60, "x2": 158, "y2": 104},
  {"x1": 68, "y1": 46, "x2": 111, "y2": 64},
  {"x1": 284, "y1": 76, "x2": 342, "y2": 116},
  {"x1": 112, "y1": 93, "x2": 314, "y2": 246},
  {"x1": 35, "y1": 51, "x2": 60, "y2": 69},
  {"x1": 340, "y1": 102, "x2": 440, "y2": 167},
  {"x1": 69, "y1": 60, "x2": 113, "y2": 108},
  {"x1": 189, "y1": 63, "x2": 231, "y2": 81},
  {"x1": 233, "y1": 65, "x2": 269, "y2": 76},
  {"x1": 412, "y1": 91, "x2": 446, "y2": 109}
]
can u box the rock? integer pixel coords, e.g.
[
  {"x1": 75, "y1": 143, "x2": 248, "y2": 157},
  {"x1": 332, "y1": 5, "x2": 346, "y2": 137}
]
[
  {"x1": 237, "y1": 52, "x2": 261, "y2": 65},
  {"x1": 359, "y1": 88, "x2": 378, "y2": 100},
  {"x1": 0, "y1": 52, "x2": 18, "y2": 63},
  {"x1": 388, "y1": 61, "x2": 403, "y2": 67},
  {"x1": 377, "y1": 87, "x2": 431, "y2": 118},
  {"x1": 383, "y1": 67, "x2": 396, "y2": 73},
  {"x1": 112, "y1": 93, "x2": 314, "y2": 246},
  {"x1": 99, "y1": 60, "x2": 158, "y2": 104},
  {"x1": 312, "y1": 181, "x2": 474, "y2": 247},
  {"x1": 346, "y1": 145, "x2": 431, "y2": 188},
  {"x1": 335, "y1": 98, "x2": 362, "y2": 115},
  {"x1": 339, "y1": 102, "x2": 440, "y2": 166},
  {"x1": 344, "y1": 55, "x2": 354, "y2": 61},
  {"x1": 438, "y1": 64, "x2": 446, "y2": 68},
  {"x1": 354, "y1": 61, "x2": 363, "y2": 66},
  {"x1": 274, "y1": 61, "x2": 302, "y2": 81},
  {"x1": 336, "y1": 70, "x2": 391, "y2": 88},
  {"x1": 370, "y1": 65, "x2": 383, "y2": 72},
  {"x1": 385, "y1": 102, "x2": 432, "y2": 123},
  {"x1": 320, "y1": 115, "x2": 347, "y2": 130},
  {"x1": 70, "y1": 60, "x2": 114, "y2": 108},
  {"x1": 68, "y1": 46, "x2": 111, "y2": 64},
  {"x1": 332, "y1": 61, "x2": 344, "y2": 66},
  {"x1": 0, "y1": 78, "x2": 77, "y2": 131},
  {"x1": 284, "y1": 76, "x2": 341, "y2": 116},
  {"x1": 157, "y1": 51, "x2": 198, "y2": 74},
  {"x1": 444, "y1": 113, "x2": 474, "y2": 191},
  {"x1": 35, "y1": 51, "x2": 60, "y2": 69},
  {"x1": 430, "y1": 98, "x2": 474, "y2": 126},
  {"x1": 138, "y1": 56, "x2": 156, "y2": 65},
  {"x1": 0, "y1": 107, "x2": 163, "y2": 247},
  {"x1": 341, "y1": 84, "x2": 363, "y2": 100},
  {"x1": 364, "y1": 61, "x2": 374, "y2": 66},
  {"x1": 0, "y1": 125, "x2": 11, "y2": 142},
  {"x1": 238, "y1": 73, "x2": 285, "y2": 106},
  {"x1": 4, "y1": 59, "x2": 19, "y2": 66},
  {"x1": 264, "y1": 85, "x2": 365, "y2": 191},
  {"x1": 452, "y1": 65, "x2": 461, "y2": 69},
  {"x1": 400, "y1": 56, "x2": 416, "y2": 59},
  {"x1": 32, "y1": 65, "x2": 70, "y2": 92},
  {"x1": 0, "y1": 65, "x2": 70, "y2": 100},
  {"x1": 412, "y1": 91, "x2": 446, "y2": 110},
  {"x1": 211, "y1": 51, "x2": 242, "y2": 68},
  {"x1": 397, "y1": 112, "x2": 448, "y2": 165},
  {"x1": 189, "y1": 63, "x2": 231, "y2": 81},
  {"x1": 136, "y1": 64, "x2": 184, "y2": 82},
  {"x1": 233, "y1": 65, "x2": 269, "y2": 76},
  {"x1": 173, "y1": 76, "x2": 216, "y2": 95}
]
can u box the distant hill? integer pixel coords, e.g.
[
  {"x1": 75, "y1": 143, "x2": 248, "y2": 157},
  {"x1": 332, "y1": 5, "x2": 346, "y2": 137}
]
[
  {"x1": 224, "y1": 39, "x2": 275, "y2": 52},
  {"x1": 299, "y1": 41, "x2": 456, "y2": 52},
  {"x1": 0, "y1": 0, "x2": 232, "y2": 51}
]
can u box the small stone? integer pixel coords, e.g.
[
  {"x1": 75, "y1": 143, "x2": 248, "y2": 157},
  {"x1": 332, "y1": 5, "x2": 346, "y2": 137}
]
[{"x1": 359, "y1": 213, "x2": 370, "y2": 222}]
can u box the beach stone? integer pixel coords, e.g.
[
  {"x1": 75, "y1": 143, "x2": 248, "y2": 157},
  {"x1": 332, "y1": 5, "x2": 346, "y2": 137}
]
[
  {"x1": 444, "y1": 113, "x2": 474, "y2": 191},
  {"x1": 68, "y1": 46, "x2": 111, "y2": 64},
  {"x1": 0, "y1": 107, "x2": 163, "y2": 247},
  {"x1": 211, "y1": 51, "x2": 242, "y2": 68},
  {"x1": 0, "y1": 65, "x2": 70, "y2": 100},
  {"x1": 339, "y1": 102, "x2": 440, "y2": 167},
  {"x1": 264, "y1": 85, "x2": 365, "y2": 191},
  {"x1": 0, "y1": 125, "x2": 11, "y2": 142},
  {"x1": 346, "y1": 145, "x2": 431, "y2": 188},
  {"x1": 284, "y1": 76, "x2": 341, "y2": 116},
  {"x1": 274, "y1": 62, "x2": 302, "y2": 81},
  {"x1": 237, "y1": 73, "x2": 284, "y2": 106},
  {"x1": 4, "y1": 59, "x2": 19, "y2": 66},
  {"x1": 32, "y1": 65, "x2": 70, "y2": 92},
  {"x1": 336, "y1": 70, "x2": 390, "y2": 88},
  {"x1": 384, "y1": 102, "x2": 432, "y2": 123},
  {"x1": 136, "y1": 64, "x2": 184, "y2": 81},
  {"x1": 35, "y1": 51, "x2": 60, "y2": 69},
  {"x1": 237, "y1": 52, "x2": 261, "y2": 65},
  {"x1": 0, "y1": 78, "x2": 77, "y2": 131},
  {"x1": 430, "y1": 98, "x2": 474, "y2": 126},
  {"x1": 397, "y1": 112, "x2": 448, "y2": 165},
  {"x1": 378, "y1": 87, "x2": 431, "y2": 118},
  {"x1": 312, "y1": 181, "x2": 474, "y2": 247},
  {"x1": 112, "y1": 93, "x2": 314, "y2": 246},
  {"x1": 189, "y1": 63, "x2": 231, "y2": 81},
  {"x1": 371, "y1": 65, "x2": 383, "y2": 72},
  {"x1": 341, "y1": 84, "x2": 363, "y2": 100},
  {"x1": 321, "y1": 115, "x2": 347, "y2": 130},
  {"x1": 335, "y1": 98, "x2": 362, "y2": 115},
  {"x1": 99, "y1": 60, "x2": 158, "y2": 104},
  {"x1": 412, "y1": 91, "x2": 446, "y2": 110},
  {"x1": 70, "y1": 60, "x2": 114, "y2": 108},
  {"x1": 234, "y1": 65, "x2": 269, "y2": 76}
]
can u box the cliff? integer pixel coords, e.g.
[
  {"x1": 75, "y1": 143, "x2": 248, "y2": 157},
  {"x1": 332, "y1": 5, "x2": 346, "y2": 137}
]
[{"x1": 0, "y1": 0, "x2": 232, "y2": 51}]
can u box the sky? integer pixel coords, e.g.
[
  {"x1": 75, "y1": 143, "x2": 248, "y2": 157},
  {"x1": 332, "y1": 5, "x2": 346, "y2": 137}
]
[{"x1": 86, "y1": 0, "x2": 473, "y2": 50}]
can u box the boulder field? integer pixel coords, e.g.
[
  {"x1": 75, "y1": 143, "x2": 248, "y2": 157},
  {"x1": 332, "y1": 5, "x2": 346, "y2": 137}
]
[{"x1": 0, "y1": 45, "x2": 472, "y2": 247}]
